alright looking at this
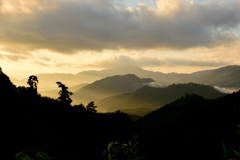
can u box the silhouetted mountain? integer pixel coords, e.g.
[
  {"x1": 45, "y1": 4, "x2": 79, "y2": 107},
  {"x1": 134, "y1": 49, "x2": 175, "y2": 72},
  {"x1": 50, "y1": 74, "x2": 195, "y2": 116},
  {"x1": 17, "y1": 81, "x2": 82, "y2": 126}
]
[
  {"x1": 98, "y1": 83, "x2": 226, "y2": 115},
  {"x1": 103, "y1": 66, "x2": 193, "y2": 85},
  {"x1": 0, "y1": 72, "x2": 16, "y2": 98},
  {"x1": 135, "y1": 92, "x2": 240, "y2": 159},
  {"x1": 72, "y1": 74, "x2": 154, "y2": 105},
  {"x1": 1, "y1": 71, "x2": 135, "y2": 160},
  {"x1": 2, "y1": 70, "x2": 240, "y2": 160}
]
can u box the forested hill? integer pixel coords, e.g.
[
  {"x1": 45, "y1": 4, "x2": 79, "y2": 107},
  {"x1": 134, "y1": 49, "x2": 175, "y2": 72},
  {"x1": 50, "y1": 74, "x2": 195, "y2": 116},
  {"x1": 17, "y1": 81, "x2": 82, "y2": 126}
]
[
  {"x1": 98, "y1": 82, "x2": 226, "y2": 114},
  {"x1": 1, "y1": 73, "x2": 134, "y2": 160},
  {"x1": 2, "y1": 71, "x2": 240, "y2": 160},
  {"x1": 135, "y1": 93, "x2": 240, "y2": 160}
]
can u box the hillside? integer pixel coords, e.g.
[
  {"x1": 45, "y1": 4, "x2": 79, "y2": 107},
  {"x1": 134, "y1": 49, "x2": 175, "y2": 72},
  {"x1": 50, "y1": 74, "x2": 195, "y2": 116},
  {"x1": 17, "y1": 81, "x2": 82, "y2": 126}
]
[
  {"x1": 1, "y1": 72, "x2": 135, "y2": 160},
  {"x1": 2, "y1": 70, "x2": 240, "y2": 160},
  {"x1": 98, "y1": 82, "x2": 226, "y2": 115},
  {"x1": 72, "y1": 74, "x2": 155, "y2": 104},
  {"x1": 135, "y1": 92, "x2": 240, "y2": 159},
  {"x1": 192, "y1": 65, "x2": 240, "y2": 88}
]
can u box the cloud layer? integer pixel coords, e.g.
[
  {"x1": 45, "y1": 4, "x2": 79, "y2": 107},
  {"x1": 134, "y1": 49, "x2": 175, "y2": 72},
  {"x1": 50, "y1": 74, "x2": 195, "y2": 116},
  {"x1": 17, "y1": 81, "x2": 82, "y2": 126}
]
[{"x1": 0, "y1": 0, "x2": 240, "y2": 54}]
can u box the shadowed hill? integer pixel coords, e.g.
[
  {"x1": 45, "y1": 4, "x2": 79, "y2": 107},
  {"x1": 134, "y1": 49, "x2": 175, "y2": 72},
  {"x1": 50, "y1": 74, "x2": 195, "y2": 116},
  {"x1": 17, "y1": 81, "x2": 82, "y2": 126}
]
[
  {"x1": 0, "y1": 72, "x2": 16, "y2": 98},
  {"x1": 1, "y1": 70, "x2": 240, "y2": 160},
  {"x1": 98, "y1": 82, "x2": 226, "y2": 115},
  {"x1": 72, "y1": 74, "x2": 154, "y2": 105},
  {"x1": 135, "y1": 92, "x2": 240, "y2": 159}
]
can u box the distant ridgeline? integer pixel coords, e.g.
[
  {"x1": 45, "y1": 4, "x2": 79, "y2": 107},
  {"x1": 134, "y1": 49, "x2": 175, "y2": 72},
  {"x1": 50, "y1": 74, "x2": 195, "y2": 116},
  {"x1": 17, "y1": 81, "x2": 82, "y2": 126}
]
[
  {"x1": 98, "y1": 82, "x2": 227, "y2": 115},
  {"x1": 1, "y1": 69, "x2": 240, "y2": 160},
  {"x1": 11, "y1": 65, "x2": 240, "y2": 96},
  {"x1": 72, "y1": 74, "x2": 155, "y2": 105}
]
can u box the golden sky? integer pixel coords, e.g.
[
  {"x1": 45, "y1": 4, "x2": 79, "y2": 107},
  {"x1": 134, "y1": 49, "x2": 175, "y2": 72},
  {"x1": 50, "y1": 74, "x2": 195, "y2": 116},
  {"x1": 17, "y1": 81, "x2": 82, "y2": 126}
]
[{"x1": 0, "y1": 0, "x2": 240, "y2": 79}]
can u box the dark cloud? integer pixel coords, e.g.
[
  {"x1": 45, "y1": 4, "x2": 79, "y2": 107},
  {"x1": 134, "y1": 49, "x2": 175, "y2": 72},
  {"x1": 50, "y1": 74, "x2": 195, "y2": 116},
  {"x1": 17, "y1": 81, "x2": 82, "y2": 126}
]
[
  {"x1": 95, "y1": 54, "x2": 228, "y2": 69},
  {"x1": 0, "y1": 0, "x2": 240, "y2": 54}
]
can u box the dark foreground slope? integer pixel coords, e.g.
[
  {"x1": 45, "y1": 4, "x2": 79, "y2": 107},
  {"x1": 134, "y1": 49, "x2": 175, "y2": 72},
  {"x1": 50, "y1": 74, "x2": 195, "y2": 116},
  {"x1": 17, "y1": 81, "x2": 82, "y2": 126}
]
[
  {"x1": 135, "y1": 93, "x2": 240, "y2": 160},
  {"x1": 2, "y1": 71, "x2": 240, "y2": 160},
  {"x1": 98, "y1": 83, "x2": 226, "y2": 115},
  {"x1": 1, "y1": 73, "x2": 134, "y2": 160}
]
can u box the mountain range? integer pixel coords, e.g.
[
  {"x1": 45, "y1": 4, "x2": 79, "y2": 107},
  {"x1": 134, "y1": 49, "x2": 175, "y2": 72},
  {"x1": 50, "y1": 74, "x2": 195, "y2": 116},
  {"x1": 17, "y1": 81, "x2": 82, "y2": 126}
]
[
  {"x1": 97, "y1": 82, "x2": 226, "y2": 115},
  {"x1": 9, "y1": 65, "x2": 240, "y2": 115},
  {"x1": 72, "y1": 74, "x2": 154, "y2": 104},
  {"x1": 3, "y1": 68, "x2": 240, "y2": 160},
  {"x1": 11, "y1": 65, "x2": 240, "y2": 91}
]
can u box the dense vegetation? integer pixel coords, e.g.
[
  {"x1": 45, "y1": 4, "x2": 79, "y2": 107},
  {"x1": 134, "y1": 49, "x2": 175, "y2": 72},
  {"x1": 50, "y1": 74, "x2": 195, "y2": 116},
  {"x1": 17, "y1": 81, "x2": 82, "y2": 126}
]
[
  {"x1": 1, "y1": 72, "x2": 240, "y2": 160},
  {"x1": 2, "y1": 73, "x2": 134, "y2": 160}
]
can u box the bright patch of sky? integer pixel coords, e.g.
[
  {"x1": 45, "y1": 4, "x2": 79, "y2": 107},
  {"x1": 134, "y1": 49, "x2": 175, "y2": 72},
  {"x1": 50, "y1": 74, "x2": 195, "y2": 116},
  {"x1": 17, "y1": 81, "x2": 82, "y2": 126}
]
[
  {"x1": 120, "y1": 0, "x2": 157, "y2": 8},
  {"x1": 120, "y1": 0, "x2": 236, "y2": 8}
]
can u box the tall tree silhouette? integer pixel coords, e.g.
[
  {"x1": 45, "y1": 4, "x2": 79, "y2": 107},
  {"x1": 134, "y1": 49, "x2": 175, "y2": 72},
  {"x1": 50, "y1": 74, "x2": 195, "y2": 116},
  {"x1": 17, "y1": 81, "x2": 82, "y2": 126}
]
[
  {"x1": 56, "y1": 81, "x2": 73, "y2": 107},
  {"x1": 86, "y1": 101, "x2": 97, "y2": 113},
  {"x1": 27, "y1": 75, "x2": 38, "y2": 94}
]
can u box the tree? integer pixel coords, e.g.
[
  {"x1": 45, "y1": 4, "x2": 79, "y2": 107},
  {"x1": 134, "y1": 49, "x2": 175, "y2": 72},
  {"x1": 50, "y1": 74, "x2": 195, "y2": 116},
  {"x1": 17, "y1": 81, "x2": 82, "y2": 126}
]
[
  {"x1": 86, "y1": 101, "x2": 97, "y2": 113},
  {"x1": 56, "y1": 81, "x2": 73, "y2": 107},
  {"x1": 27, "y1": 75, "x2": 38, "y2": 94},
  {"x1": 73, "y1": 103, "x2": 86, "y2": 112}
]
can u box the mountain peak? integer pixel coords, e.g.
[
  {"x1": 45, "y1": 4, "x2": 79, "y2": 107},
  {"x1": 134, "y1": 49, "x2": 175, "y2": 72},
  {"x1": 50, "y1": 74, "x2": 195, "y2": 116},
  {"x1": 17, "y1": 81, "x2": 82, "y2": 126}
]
[{"x1": 72, "y1": 74, "x2": 154, "y2": 104}]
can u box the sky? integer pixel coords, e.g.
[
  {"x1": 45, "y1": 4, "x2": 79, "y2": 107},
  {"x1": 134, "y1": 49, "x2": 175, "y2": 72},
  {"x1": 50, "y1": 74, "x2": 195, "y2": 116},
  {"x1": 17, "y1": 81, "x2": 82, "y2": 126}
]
[{"x1": 0, "y1": 0, "x2": 240, "y2": 79}]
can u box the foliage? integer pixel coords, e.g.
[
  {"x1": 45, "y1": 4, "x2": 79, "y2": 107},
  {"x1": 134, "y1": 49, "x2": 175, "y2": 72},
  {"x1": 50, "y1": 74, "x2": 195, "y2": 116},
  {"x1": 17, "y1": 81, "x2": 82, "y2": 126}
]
[
  {"x1": 134, "y1": 93, "x2": 240, "y2": 159},
  {"x1": 104, "y1": 135, "x2": 146, "y2": 160},
  {"x1": 27, "y1": 75, "x2": 39, "y2": 93},
  {"x1": 2, "y1": 71, "x2": 240, "y2": 160},
  {"x1": 15, "y1": 148, "x2": 53, "y2": 160},
  {"x1": 223, "y1": 125, "x2": 240, "y2": 160},
  {"x1": 56, "y1": 81, "x2": 73, "y2": 106},
  {"x1": 86, "y1": 101, "x2": 97, "y2": 113}
]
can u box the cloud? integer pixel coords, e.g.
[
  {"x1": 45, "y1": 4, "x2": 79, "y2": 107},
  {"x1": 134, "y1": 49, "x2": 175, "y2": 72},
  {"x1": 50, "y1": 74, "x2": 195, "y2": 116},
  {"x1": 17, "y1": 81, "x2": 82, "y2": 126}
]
[
  {"x1": 33, "y1": 60, "x2": 50, "y2": 67},
  {"x1": 145, "y1": 82, "x2": 167, "y2": 88},
  {"x1": 214, "y1": 86, "x2": 239, "y2": 94},
  {"x1": 92, "y1": 54, "x2": 229, "y2": 69},
  {"x1": 0, "y1": 0, "x2": 240, "y2": 55},
  {"x1": 0, "y1": 53, "x2": 30, "y2": 61}
]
